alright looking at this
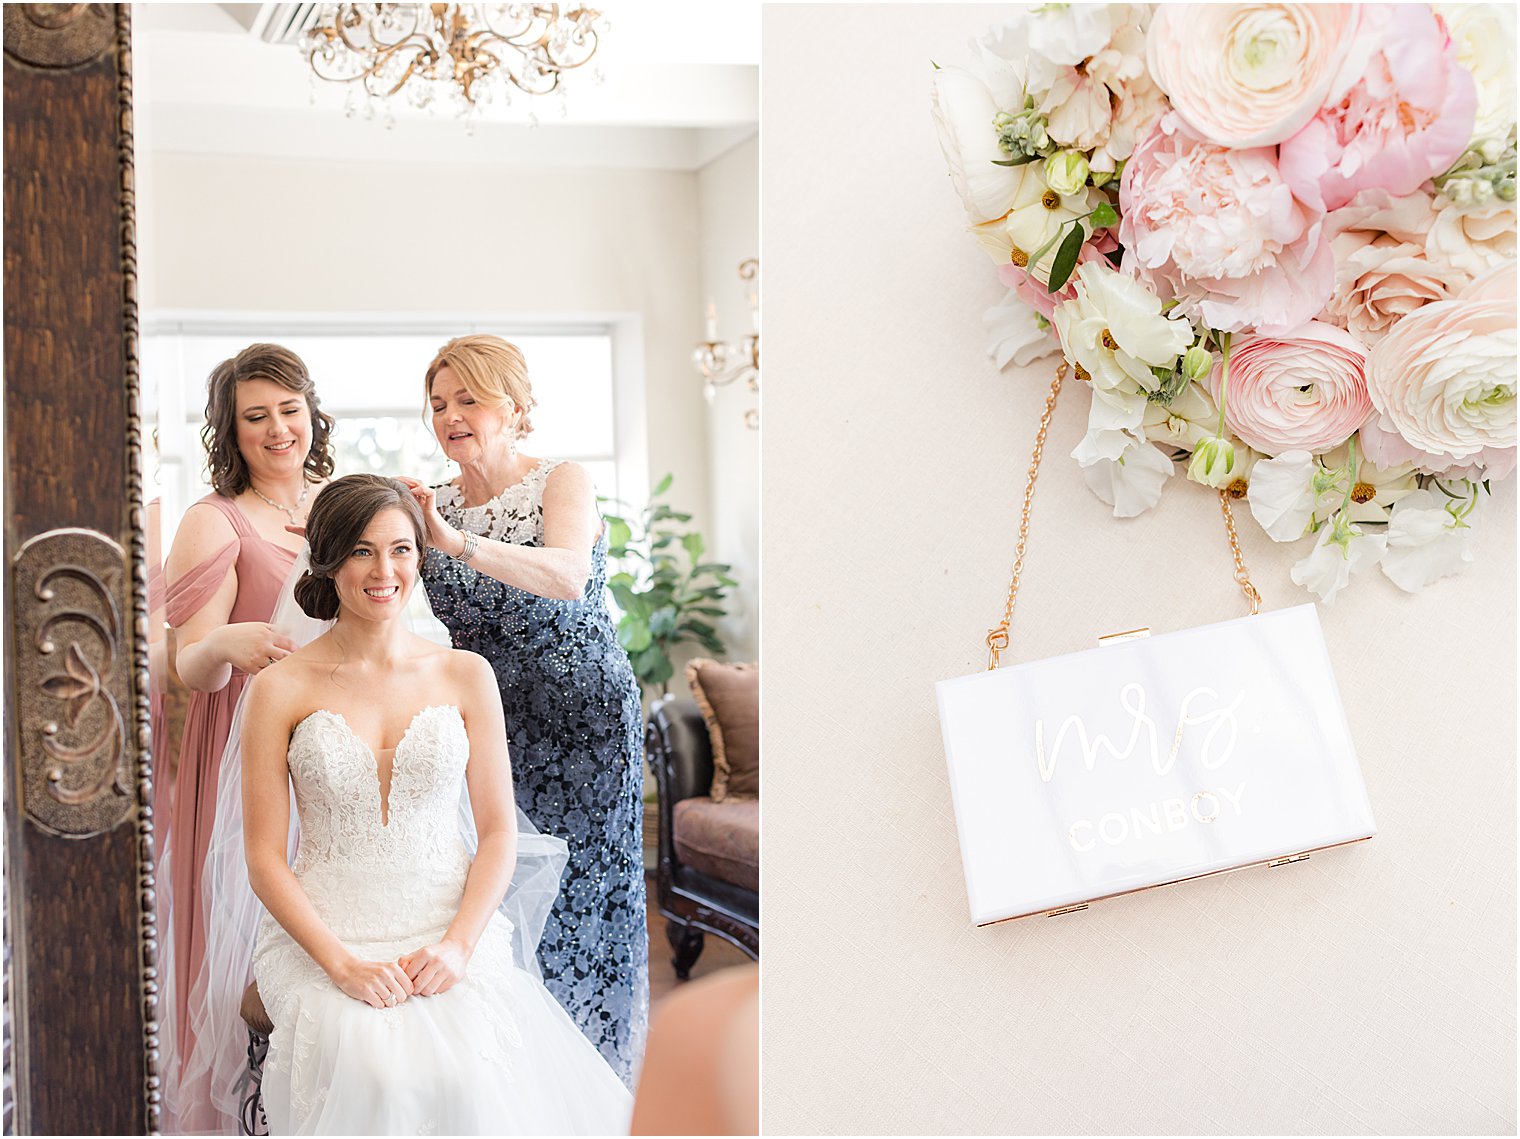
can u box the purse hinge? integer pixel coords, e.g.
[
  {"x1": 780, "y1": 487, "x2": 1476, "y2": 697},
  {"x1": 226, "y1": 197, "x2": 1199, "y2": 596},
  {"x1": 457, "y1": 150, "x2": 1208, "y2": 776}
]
[
  {"x1": 1045, "y1": 903, "x2": 1090, "y2": 917},
  {"x1": 1267, "y1": 853, "x2": 1311, "y2": 868},
  {"x1": 1098, "y1": 627, "x2": 1151, "y2": 647}
]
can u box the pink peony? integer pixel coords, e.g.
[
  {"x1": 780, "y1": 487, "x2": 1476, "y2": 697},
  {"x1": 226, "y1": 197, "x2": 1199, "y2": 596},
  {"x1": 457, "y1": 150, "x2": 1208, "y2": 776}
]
[
  {"x1": 1148, "y1": 5, "x2": 1361, "y2": 148},
  {"x1": 1362, "y1": 262, "x2": 1517, "y2": 477},
  {"x1": 1119, "y1": 113, "x2": 1334, "y2": 334},
  {"x1": 1279, "y1": 4, "x2": 1477, "y2": 213},
  {"x1": 1324, "y1": 188, "x2": 1451, "y2": 344},
  {"x1": 1215, "y1": 321, "x2": 1373, "y2": 455}
]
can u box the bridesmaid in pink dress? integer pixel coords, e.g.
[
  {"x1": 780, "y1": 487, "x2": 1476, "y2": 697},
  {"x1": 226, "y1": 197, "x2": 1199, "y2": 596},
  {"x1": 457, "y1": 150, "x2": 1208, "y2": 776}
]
[{"x1": 161, "y1": 343, "x2": 334, "y2": 1122}]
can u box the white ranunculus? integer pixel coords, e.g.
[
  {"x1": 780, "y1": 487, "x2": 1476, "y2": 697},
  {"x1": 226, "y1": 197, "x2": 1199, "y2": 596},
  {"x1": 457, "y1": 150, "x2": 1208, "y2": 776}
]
[
  {"x1": 1380, "y1": 486, "x2": 1483, "y2": 592},
  {"x1": 982, "y1": 291, "x2": 1059, "y2": 370},
  {"x1": 1436, "y1": 4, "x2": 1517, "y2": 143},
  {"x1": 1080, "y1": 433, "x2": 1175, "y2": 518},
  {"x1": 930, "y1": 66, "x2": 1020, "y2": 223},
  {"x1": 1247, "y1": 450, "x2": 1318, "y2": 541},
  {"x1": 1290, "y1": 516, "x2": 1388, "y2": 604}
]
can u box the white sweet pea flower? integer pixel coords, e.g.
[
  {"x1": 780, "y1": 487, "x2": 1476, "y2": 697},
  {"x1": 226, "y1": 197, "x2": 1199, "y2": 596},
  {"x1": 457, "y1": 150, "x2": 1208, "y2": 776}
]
[
  {"x1": 1073, "y1": 389, "x2": 1148, "y2": 465},
  {"x1": 1248, "y1": 450, "x2": 1318, "y2": 541},
  {"x1": 978, "y1": 4, "x2": 1119, "y2": 98},
  {"x1": 1143, "y1": 384, "x2": 1218, "y2": 451},
  {"x1": 1053, "y1": 260, "x2": 1194, "y2": 391},
  {"x1": 982, "y1": 290, "x2": 1059, "y2": 370},
  {"x1": 1380, "y1": 485, "x2": 1485, "y2": 592},
  {"x1": 999, "y1": 164, "x2": 1102, "y2": 284},
  {"x1": 1318, "y1": 443, "x2": 1420, "y2": 525},
  {"x1": 1290, "y1": 514, "x2": 1388, "y2": 605},
  {"x1": 1080, "y1": 433, "x2": 1174, "y2": 518}
]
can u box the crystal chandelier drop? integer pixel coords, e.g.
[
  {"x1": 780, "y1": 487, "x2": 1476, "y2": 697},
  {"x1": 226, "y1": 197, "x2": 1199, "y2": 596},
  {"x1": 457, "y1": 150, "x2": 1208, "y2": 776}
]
[
  {"x1": 299, "y1": 4, "x2": 607, "y2": 116},
  {"x1": 693, "y1": 259, "x2": 760, "y2": 430}
]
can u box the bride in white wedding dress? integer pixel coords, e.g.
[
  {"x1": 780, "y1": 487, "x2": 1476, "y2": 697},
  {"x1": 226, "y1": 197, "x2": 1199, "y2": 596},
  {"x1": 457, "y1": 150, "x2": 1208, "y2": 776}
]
[{"x1": 239, "y1": 474, "x2": 632, "y2": 1135}]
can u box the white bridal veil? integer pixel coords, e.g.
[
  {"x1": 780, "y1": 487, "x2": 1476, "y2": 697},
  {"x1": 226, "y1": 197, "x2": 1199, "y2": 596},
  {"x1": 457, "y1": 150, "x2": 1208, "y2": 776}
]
[{"x1": 159, "y1": 548, "x2": 568, "y2": 1135}]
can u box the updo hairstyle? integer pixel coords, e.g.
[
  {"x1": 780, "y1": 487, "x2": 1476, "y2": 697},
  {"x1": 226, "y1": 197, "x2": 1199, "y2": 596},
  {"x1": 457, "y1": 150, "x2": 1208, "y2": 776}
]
[
  {"x1": 202, "y1": 343, "x2": 336, "y2": 495},
  {"x1": 424, "y1": 334, "x2": 537, "y2": 438},
  {"x1": 293, "y1": 475, "x2": 429, "y2": 621}
]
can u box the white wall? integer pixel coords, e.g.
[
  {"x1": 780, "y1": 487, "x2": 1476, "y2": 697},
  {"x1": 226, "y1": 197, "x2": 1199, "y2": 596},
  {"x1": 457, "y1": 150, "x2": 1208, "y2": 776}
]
[
  {"x1": 141, "y1": 151, "x2": 713, "y2": 539},
  {"x1": 695, "y1": 135, "x2": 760, "y2": 661}
]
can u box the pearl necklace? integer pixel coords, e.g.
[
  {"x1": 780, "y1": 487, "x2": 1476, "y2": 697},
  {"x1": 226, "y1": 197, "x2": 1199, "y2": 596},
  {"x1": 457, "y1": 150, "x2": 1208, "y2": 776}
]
[{"x1": 249, "y1": 479, "x2": 309, "y2": 526}]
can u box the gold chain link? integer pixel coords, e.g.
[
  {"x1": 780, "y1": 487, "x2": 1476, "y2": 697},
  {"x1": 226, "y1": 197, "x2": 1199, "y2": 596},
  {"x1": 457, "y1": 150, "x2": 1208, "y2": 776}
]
[
  {"x1": 1217, "y1": 490, "x2": 1262, "y2": 616},
  {"x1": 984, "y1": 360, "x2": 1261, "y2": 670},
  {"x1": 985, "y1": 362, "x2": 1067, "y2": 669}
]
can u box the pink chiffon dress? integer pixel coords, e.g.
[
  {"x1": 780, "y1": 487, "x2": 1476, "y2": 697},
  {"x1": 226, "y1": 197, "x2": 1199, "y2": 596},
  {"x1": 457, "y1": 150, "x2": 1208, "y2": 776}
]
[{"x1": 163, "y1": 494, "x2": 297, "y2": 1096}]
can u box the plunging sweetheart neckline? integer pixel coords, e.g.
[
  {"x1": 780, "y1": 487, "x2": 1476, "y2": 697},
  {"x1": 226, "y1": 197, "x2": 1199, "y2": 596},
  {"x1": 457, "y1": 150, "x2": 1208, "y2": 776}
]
[{"x1": 295, "y1": 705, "x2": 462, "y2": 827}]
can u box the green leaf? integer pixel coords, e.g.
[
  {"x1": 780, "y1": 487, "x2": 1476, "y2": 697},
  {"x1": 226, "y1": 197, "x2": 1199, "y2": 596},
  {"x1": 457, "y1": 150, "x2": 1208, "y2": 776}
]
[
  {"x1": 617, "y1": 616, "x2": 652, "y2": 652},
  {"x1": 652, "y1": 472, "x2": 673, "y2": 497},
  {"x1": 605, "y1": 516, "x2": 632, "y2": 552},
  {"x1": 681, "y1": 532, "x2": 704, "y2": 564},
  {"x1": 990, "y1": 155, "x2": 1040, "y2": 167},
  {"x1": 681, "y1": 619, "x2": 717, "y2": 640},
  {"x1": 1089, "y1": 201, "x2": 1118, "y2": 228},
  {"x1": 636, "y1": 648, "x2": 674, "y2": 689},
  {"x1": 649, "y1": 606, "x2": 679, "y2": 638},
  {"x1": 607, "y1": 581, "x2": 640, "y2": 613},
  {"x1": 1047, "y1": 223, "x2": 1085, "y2": 292}
]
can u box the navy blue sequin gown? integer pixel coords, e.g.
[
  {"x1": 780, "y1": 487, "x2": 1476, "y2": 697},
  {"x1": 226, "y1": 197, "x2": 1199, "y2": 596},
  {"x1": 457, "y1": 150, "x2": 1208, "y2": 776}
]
[{"x1": 420, "y1": 460, "x2": 648, "y2": 1088}]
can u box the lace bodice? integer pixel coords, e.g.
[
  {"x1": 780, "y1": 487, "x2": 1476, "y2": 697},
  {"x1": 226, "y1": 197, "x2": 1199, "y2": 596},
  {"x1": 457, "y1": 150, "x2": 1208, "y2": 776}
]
[
  {"x1": 284, "y1": 704, "x2": 472, "y2": 944},
  {"x1": 432, "y1": 458, "x2": 562, "y2": 545}
]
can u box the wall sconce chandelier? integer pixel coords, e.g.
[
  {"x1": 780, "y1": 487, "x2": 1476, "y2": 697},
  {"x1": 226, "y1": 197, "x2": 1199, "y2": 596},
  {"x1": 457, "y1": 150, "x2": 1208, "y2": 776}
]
[
  {"x1": 694, "y1": 258, "x2": 759, "y2": 430},
  {"x1": 299, "y1": 4, "x2": 607, "y2": 116}
]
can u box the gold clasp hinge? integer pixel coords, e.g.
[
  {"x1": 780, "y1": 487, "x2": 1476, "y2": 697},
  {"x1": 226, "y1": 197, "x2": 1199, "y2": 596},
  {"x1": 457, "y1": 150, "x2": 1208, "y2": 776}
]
[
  {"x1": 1268, "y1": 854, "x2": 1311, "y2": 868},
  {"x1": 1045, "y1": 903, "x2": 1089, "y2": 917}
]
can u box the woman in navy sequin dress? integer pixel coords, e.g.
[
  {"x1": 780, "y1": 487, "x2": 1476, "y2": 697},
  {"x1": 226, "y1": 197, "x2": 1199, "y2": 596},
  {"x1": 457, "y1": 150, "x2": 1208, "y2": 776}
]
[{"x1": 399, "y1": 335, "x2": 648, "y2": 1087}]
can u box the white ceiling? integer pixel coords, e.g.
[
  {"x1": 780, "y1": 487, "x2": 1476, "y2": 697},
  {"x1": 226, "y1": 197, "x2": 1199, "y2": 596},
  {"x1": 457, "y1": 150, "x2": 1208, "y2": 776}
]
[{"x1": 133, "y1": 3, "x2": 759, "y2": 170}]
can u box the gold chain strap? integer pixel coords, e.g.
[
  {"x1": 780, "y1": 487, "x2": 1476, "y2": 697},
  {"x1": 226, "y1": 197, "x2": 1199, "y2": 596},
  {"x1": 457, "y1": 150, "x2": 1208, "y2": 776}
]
[{"x1": 985, "y1": 361, "x2": 1260, "y2": 670}]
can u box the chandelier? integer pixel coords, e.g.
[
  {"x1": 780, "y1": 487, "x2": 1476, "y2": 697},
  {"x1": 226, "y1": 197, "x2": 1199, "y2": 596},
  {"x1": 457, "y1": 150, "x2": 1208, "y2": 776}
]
[
  {"x1": 693, "y1": 258, "x2": 759, "y2": 430},
  {"x1": 299, "y1": 4, "x2": 607, "y2": 115}
]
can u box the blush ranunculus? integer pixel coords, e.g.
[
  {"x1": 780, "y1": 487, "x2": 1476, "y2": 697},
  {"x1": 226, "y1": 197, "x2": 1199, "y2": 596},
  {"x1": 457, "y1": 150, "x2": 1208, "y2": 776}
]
[
  {"x1": 1147, "y1": 4, "x2": 1361, "y2": 148},
  {"x1": 1214, "y1": 321, "x2": 1373, "y2": 455},
  {"x1": 1362, "y1": 261, "x2": 1517, "y2": 476},
  {"x1": 1278, "y1": 4, "x2": 1477, "y2": 212},
  {"x1": 1119, "y1": 113, "x2": 1334, "y2": 334}
]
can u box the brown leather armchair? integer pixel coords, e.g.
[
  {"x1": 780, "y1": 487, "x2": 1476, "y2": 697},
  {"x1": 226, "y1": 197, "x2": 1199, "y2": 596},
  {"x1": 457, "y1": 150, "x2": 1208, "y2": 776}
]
[{"x1": 645, "y1": 695, "x2": 759, "y2": 977}]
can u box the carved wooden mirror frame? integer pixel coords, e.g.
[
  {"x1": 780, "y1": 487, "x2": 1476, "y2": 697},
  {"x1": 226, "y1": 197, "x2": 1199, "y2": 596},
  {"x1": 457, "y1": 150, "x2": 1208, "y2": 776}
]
[{"x1": 4, "y1": 4, "x2": 161, "y2": 1133}]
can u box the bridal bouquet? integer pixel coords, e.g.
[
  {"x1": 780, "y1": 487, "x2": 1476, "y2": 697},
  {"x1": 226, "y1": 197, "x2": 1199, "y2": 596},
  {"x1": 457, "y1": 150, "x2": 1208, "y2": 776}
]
[{"x1": 932, "y1": 3, "x2": 1517, "y2": 601}]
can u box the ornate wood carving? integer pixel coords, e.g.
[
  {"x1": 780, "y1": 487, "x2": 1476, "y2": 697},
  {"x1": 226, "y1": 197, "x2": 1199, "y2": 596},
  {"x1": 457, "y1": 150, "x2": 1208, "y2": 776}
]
[
  {"x1": 11, "y1": 530, "x2": 133, "y2": 838},
  {"x1": 2, "y1": 4, "x2": 115, "y2": 69},
  {"x1": 4, "y1": 3, "x2": 157, "y2": 1133}
]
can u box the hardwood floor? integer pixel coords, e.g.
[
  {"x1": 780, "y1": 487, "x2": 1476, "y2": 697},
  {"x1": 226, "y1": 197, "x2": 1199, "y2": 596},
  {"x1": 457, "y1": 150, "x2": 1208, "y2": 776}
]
[{"x1": 643, "y1": 872, "x2": 752, "y2": 1005}]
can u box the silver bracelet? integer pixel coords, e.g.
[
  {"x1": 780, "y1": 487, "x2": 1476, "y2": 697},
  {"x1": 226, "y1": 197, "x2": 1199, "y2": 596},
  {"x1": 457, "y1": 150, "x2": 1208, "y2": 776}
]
[{"x1": 455, "y1": 530, "x2": 480, "y2": 563}]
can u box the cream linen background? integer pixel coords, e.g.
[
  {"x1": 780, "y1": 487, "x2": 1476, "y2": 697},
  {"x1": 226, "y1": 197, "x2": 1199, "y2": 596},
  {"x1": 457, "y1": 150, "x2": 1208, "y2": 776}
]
[{"x1": 759, "y1": 5, "x2": 1517, "y2": 1134}]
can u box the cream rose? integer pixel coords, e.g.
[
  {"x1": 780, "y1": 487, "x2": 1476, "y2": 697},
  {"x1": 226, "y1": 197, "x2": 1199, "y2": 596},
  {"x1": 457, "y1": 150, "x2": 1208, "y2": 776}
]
[
  {"x1": 1364, "y1": 262, "x2": 1517, "y2": 475},
  {"x1": 1216, "y1": 322, "x2": 1373, "y2": 455},
  {"x1": 1147, "y1": 5, "x2": 1360, "y2": 148},
  {"x1": 1426, "y1": 197, "x2": 1518, "y2": 283},
  {"x1": 1324, "y1": 190, "x2": 1451, "y2": 344}
]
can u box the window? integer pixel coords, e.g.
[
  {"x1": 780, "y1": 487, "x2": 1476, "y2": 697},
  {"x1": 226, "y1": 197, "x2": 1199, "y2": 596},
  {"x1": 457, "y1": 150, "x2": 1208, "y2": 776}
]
[{"x1": 140, "y1": 319, "x2": 632, "y2": 541}]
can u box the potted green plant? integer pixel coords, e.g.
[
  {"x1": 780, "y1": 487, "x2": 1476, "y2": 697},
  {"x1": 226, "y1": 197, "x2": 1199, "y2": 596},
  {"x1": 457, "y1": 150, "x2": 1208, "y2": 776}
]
[{"x1": 602, "y1": 474, "x2": 736, "y2": 694}]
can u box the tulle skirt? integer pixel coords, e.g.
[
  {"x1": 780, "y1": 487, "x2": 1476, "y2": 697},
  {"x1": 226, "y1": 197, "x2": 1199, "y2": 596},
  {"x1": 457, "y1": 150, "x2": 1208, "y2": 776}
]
[{"x1": 253, "y1": 913, "x2": 632, "y2": 1136}]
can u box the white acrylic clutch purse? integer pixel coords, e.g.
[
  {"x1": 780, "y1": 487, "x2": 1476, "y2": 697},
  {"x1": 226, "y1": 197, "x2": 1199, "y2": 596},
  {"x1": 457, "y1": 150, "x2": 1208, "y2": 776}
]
[
  {"x1": 937, "y1": 604, "x2": 1376, "y2": 925},
  {"x1": 937, "y1": 362, "x2": 1376, "y2": 926}
]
